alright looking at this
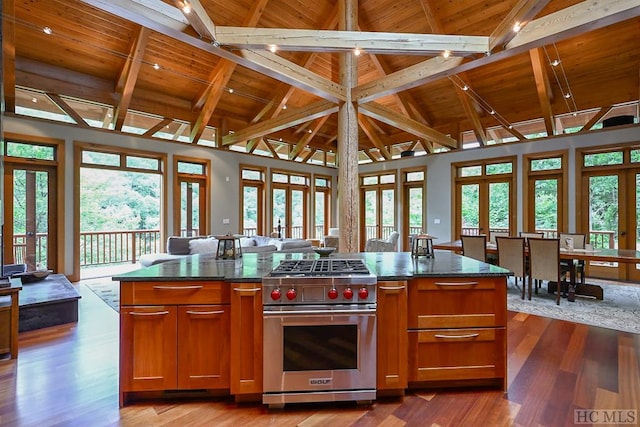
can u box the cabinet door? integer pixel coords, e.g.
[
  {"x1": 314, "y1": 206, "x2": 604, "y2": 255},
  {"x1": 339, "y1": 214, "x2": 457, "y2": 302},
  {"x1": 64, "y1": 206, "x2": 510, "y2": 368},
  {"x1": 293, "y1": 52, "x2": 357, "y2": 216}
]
[
  {"x1": 230, "y1": 283, "x2": 263, "y2": 397},
  {"x1": 376, "y1": 281, "x2": 408, "y2": 391},
  {"x1": 177, "y1": 305, "x2": 230, "y2": 389},
  {"x1": 120, "y1": 306, "x2": 177, "y2": 392}
]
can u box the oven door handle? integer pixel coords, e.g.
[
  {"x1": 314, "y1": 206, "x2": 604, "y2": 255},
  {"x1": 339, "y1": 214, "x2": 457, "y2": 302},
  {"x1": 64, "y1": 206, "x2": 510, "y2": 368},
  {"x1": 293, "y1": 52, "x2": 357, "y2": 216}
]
[{"x1": 263, "y1": 308, "x2": 376, "y2": 316}]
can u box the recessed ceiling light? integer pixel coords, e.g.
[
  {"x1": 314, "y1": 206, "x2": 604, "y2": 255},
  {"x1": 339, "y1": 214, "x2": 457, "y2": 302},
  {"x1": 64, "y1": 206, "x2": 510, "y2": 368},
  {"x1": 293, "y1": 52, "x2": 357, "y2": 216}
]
[
  {"x1": 181, "y1": 1, "x2": 191, "y2": 14},
  {"x1": 43, "y1": 27, "x2": 52, "y2": 35},
  {"x1": 31, "y1": 97, "x2": 37, "y2": 103},
  {"x1": 282, "y1": 105, "x2": 287, "y2": 110},
  {"x1": 228, "y1": 88, "x2": 234, "y2": 94},
  {"x1": 442, "y1": 50, "x2": 450, "y2": 58},
  {"x1": 354, "y1": 47, "x2": 362, "y2": 56},
  {"x1": 153, "y1": 63, "x2": 160, "y2": 70},
  {"x1": 513, "y1": 22, "x2": 522, "y2": 32},
  {"x1": 268, "y1": 45, "x2": 277, "y2": 53},
  {"x1": 308, "y1": 129, "x2": 312, "y2": 134}
]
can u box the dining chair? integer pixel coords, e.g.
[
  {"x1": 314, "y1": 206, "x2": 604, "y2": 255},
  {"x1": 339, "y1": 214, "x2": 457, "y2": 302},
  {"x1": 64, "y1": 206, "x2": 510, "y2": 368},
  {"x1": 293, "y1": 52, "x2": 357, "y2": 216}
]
[
  {"x1": 495, "y1": 236, "x2": 525, "y2": 296},
  {"x1": 559, "y1": 233, "x2": 587, "y2": 286},
  {"x1": 527, "y1": 237, "x2": 565, "y2": 305},
  {"x1": 461, "y1": 234, "x2": 487, "y2": 262},
  {"x1": 489, "y1": 230, "x2": 510, "y2": 243}
]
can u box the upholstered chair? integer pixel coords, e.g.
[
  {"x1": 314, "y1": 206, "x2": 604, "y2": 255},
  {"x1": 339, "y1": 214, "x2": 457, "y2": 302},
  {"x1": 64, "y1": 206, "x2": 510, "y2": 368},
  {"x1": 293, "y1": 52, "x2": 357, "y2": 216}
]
[
  {"x1": 365, "y1": 231, "x2": 400, "y2": 252},
  {"x1": 461, "y1": 234, "x2": 487, "y2": 262},
  {"x1": 559, "y1": 233, "x2": 587, "y2": 286},
  {"x1": 527, "y1": 237, "x2": 565, "y2": 305},
  {"x1": 495, "y1": 237, "x2": 525, "y2": 296},
  {"x1": 323, "y1": 228, "x2": 340, "y2": 249}
]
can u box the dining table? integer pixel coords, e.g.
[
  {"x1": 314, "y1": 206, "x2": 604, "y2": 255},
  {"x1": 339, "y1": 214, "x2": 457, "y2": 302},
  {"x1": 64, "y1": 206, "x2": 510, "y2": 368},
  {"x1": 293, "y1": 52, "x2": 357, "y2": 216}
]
[{"x1": 434, "y1": 240, "x2": 640, "y2": 301}]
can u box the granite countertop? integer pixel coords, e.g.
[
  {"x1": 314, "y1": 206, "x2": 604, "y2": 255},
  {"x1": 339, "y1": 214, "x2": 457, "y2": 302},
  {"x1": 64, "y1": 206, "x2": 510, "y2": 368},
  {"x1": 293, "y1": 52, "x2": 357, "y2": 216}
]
[{"x1": 113, "y1": 251, "x2": 510, "y2": 282}]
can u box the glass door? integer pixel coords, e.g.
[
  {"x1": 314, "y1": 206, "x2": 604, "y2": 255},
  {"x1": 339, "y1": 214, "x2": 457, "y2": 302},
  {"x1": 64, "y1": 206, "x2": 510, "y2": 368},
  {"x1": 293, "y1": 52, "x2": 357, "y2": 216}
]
[{"x1": 3, "y1": 164, "x2": 57, "y2": 271}]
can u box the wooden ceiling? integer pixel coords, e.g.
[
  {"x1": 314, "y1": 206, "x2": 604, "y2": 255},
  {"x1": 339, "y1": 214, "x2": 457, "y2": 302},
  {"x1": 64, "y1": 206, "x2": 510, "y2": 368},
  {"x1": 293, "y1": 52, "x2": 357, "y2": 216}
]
[{"x1": 3, "y1": 0, "x2": 640, "y2": 162}]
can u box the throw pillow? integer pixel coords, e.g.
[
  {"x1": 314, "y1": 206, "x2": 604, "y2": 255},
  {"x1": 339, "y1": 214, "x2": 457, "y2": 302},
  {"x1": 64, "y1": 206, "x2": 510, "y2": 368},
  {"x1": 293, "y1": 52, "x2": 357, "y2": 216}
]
[{"x1": 189, "y1": 237, "x2": 218, "y2": 255}]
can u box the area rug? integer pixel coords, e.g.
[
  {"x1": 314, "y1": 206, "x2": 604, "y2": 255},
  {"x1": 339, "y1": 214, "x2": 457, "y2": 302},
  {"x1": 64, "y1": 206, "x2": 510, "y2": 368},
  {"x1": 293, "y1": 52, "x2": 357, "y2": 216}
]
[
  {"x1": 506, "y1": 278, "x2": 640, "y2": 334},
  {"x1": 84, "y1": 278, "x2": 640, "y2": 334},
  {"x1": 84, "y1": 278, "x2": 119, "y2": 312}
]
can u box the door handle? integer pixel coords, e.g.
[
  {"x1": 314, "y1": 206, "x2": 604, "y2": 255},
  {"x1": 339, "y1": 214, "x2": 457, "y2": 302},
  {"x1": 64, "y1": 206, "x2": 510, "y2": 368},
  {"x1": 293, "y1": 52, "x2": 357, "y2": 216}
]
[
  {"x1": 620, "y1": 231, "x2": 626, "y2": 236},
  {"x1": 26, "y1": 232, "x2": 35, "y2": 237}
]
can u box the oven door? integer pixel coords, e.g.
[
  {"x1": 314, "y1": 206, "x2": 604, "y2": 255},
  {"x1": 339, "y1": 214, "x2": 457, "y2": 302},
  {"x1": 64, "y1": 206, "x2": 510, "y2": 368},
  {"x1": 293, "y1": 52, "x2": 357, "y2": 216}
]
[{"x1": 263, "y1": 305, "x2": 376, "y2": 400}]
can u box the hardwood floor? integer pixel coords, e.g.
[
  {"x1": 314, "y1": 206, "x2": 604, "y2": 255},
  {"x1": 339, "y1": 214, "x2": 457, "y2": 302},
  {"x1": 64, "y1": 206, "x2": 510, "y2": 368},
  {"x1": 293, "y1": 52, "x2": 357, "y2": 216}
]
[{"x1": 0, "y1": 281, "x2": 638, "y2": 427}]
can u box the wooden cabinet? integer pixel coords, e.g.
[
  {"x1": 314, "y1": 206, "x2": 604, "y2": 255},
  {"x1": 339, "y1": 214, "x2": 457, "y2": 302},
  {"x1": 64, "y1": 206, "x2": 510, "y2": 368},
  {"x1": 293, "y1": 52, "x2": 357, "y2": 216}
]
[
  {"x1": 230, "y1": 282, "x2": 263, "y2": 400},
  {"x1": 407, "y1": 276, "x2": 507, "y2": 390},
  {"x1": 119, "y1": 281, "x2": 230, "y2": 406},
  {"x1": 376, "y1": 281, "x2": 408, "y2": 393}
]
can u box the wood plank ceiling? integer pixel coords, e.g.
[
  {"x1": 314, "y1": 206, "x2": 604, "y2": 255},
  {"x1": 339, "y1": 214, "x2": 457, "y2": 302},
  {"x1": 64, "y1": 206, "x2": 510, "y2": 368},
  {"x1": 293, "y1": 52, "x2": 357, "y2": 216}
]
[{"x1": 3, "y1": 0, "x2": 640, "y2": 162}]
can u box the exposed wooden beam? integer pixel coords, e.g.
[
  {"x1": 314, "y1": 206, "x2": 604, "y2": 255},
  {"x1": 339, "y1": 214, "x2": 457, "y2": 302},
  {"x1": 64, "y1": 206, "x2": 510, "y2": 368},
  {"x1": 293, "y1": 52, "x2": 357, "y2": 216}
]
[
  {"x1": 215, "y1": 27, "x2": 489, "y2": 55},
  {"x1": 359, "y1": 102, "x2": 457, "y2": 148},
  {"x1": 191, "y1": 0, "x2": 269, "y2": 111},
  {"x1": 301, "y1": 148, "x2": 317, "y2": 163},
  {"x1": 80, "y1": 0, "x2": 346, "y2": 103},
  {"x1": 529, "y1": 48, "x2": 556, "y2": 136},
  {"x1": 171, "y1": 0, "x2": 216, "y2": 41},
  {"x1": 453, "y1": 81, "x2": 487, "y2": 146},
  {"x1": 355, "y1": 0, "x2": 640, "y2": 103},
  {"x1": 289, "y1": 115, "x2": 330, "y2": 159},
  {"x1": 578, "y1": 105, "x2": 613, "y2": 133},
  {"x1": 222, "y1": 100, "x2": 338, "y2": 146},
  {"x1": 489, "y1": 0, "x2": 552, "y2": 52},
  {"x1": 190, "y1": 61, "x2": 236, "y2": 143},
  {"x1": 507, "y1": 0, "x2": 640, "y2": 51},
  {"x1": 2, "y1": 0, "x2": 16, "y2": 113},
  {"x1": 143, "y1": 117, "x2": 174, "y2": 137},
  {"x1": 46, "y1": 93, "x2": 90, "y2": 128},
  {"x1": 263, "y1": 139, "x2": 279, "y2": 158},
  {"x1": 114, "y1": 27, "x2": 150, "y2": 130},
  {"x1": 358, "y1": 116, "x2": 392, "y2": 160}
]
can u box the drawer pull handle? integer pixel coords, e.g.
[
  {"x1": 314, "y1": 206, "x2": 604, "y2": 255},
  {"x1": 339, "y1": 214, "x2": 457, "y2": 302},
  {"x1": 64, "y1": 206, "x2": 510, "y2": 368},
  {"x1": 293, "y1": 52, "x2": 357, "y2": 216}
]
[
  {"x1": 186, "y1": 310, "x2": 225, "y2": 315},
  {"x1": 434, "y1": 333, "x2": 480, "y2": 339},
  {"x1": 233, "y1": 287, "x2": 261, "y2": 293},
  {"x1": 129, "y1": 311, "x2": 169, "y2": 316},
  {"x1": 434, "y1": 281, "x2": 479, "y2": 287},
  {"x1": 379, "y1": 286, "x2": 406, "y2": 290},
  {"x1": 152, "y1": 285, "x2": 203, "y2": 290}
]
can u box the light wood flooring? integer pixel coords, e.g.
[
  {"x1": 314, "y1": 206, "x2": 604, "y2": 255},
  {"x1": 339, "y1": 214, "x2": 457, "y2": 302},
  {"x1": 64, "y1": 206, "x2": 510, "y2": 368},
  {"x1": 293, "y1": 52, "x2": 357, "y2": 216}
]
[{"x1": 0, "y1": 281, "x2": 638, "y2": 427}]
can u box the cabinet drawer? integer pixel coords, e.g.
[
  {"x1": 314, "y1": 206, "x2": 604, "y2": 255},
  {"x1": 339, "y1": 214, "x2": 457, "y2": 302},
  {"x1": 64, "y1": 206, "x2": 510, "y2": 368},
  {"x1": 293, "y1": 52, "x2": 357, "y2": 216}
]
[
  {"x1": 121, "y1": 281, "x2": 230, "y2": 306},
  {"x1": 408, "y1": 328, "x2": 506, "y2": 383},
  {"x1": 408, "y1": 277, "x2": 506, "y2": 329}
]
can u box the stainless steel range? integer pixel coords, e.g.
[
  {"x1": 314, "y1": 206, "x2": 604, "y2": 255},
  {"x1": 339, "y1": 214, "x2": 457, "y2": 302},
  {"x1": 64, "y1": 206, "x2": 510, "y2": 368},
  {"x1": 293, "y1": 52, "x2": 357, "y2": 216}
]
[{"x1": 262, "y1": 258, "x2": 377, "y2": 407}]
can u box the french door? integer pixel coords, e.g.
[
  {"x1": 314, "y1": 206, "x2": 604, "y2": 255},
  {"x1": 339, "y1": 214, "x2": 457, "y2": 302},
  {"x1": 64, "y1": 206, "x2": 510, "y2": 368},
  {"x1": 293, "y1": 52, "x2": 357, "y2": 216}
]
[
  {"x1": 272, "y1": 185, "x2": 307, "y2": 239},
  {"x1": 456, "y1": 178, "x2": 512, "y2": 238},
  {"x1": 3, "y1": 162, "x2": 58, "y2": 271},
  {"x1": 581, "y1": 168, "x2": 640, "y2": 281}
]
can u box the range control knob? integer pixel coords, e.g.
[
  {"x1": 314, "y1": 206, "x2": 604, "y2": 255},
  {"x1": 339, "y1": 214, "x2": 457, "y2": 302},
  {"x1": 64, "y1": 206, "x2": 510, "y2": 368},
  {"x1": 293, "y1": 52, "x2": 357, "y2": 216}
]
[
  {"x1": 270, "y1": 288, "x2": 281, "y2": 301},
  {"x1": 358, "y1": 287, "x2": 369, "y2": 299},
  {"x1": 343, "y1": 287, "x2": 354, "y2": 300},
  {"x1": 286, "y1": 288, "x2": 297, "y2": 301},
  {"x1": 328, "y1": 288, "x2": 339, "y2": 299}
]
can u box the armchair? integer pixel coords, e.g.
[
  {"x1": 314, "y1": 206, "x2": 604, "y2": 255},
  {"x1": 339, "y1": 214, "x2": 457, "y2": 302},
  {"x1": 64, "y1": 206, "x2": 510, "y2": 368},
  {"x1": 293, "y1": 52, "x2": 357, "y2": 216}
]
[
  {"x1": 323, "y1": 228, "x2": 340, "y2": 249},
  {"x1": 365, "y1": 231, "x2": 400, "y2": 252}
]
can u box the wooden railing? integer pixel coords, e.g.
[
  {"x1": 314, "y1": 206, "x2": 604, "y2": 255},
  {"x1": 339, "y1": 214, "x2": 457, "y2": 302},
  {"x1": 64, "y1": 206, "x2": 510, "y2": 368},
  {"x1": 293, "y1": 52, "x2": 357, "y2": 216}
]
[
  {"x1": 364, "y1": 225, "x2": 395, "y2": 240},
  {"x1": 460, "y1": 227, "x2": 616, "y2": 249},
  {"x1": 79, "y1": 229, "x2": 161, "y2": 266}
]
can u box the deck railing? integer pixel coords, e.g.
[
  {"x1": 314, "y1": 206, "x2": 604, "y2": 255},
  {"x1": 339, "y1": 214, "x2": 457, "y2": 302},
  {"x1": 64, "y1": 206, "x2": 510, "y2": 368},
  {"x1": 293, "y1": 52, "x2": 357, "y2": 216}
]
[{"x1": 460, "y1": 227, "x2": 617, "y2": 249}]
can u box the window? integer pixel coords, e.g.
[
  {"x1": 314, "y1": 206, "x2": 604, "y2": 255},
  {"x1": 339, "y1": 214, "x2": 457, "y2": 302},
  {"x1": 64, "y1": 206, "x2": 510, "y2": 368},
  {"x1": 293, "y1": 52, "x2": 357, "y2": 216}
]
[
  {"x1": 523, "y1": 151, "x2": 567, "y2": 238},
  {"x1": 402, "y1": 167, "x2": 426, "y2": 251},
  {"x1": 314, "y1": 176, "x2": 332, "y2": 240},
  {"x1": 240, "y1": 165, "x2": 266, "y2": 237},
  {"x1": 174, "y1": 157, "x2": 209, "y2": 237},
  {"x1": 271, "y1": 169, "x2": 310, "y2": 239},
  {"x1": 360, "y1": 171, "x2": 397, "y2": 249},
  {"x1": 453, "y1": 157, "x2": 516, "y2": 239}
]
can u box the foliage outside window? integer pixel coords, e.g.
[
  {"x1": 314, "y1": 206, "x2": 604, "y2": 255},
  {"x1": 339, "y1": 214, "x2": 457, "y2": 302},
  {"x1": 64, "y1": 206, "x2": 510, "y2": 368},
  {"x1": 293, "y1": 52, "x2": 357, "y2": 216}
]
[{"x1": 240, "y1": 165, "x2": 265, "y2": 237}]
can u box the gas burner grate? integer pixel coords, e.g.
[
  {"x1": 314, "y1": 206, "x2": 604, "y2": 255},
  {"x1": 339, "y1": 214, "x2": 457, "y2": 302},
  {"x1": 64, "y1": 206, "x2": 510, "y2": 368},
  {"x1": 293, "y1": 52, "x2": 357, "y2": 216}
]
[{"x1": 269, "y1": 259, "x2": 370, "y2": 276}]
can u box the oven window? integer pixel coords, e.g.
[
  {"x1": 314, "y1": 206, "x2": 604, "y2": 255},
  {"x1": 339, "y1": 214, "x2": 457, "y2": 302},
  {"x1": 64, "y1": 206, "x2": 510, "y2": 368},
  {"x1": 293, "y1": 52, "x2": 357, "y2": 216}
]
[{"x1": 283, "y1": 325, "x2": 357, "y2": 371}]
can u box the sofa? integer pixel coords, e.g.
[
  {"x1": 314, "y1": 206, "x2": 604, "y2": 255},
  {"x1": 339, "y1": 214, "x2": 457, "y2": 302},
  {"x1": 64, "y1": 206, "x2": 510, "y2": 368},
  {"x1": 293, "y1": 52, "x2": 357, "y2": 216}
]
[{"x1": 139, "y1": 235, "x2": 314, "y2": 267}]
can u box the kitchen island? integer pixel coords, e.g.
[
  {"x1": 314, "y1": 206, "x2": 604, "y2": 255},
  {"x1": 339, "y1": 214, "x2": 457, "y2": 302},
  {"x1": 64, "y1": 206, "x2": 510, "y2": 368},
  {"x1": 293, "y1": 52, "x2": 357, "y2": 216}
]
[{"x1": 114, "y1": 250, "x2": 509, "y2": 406}]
